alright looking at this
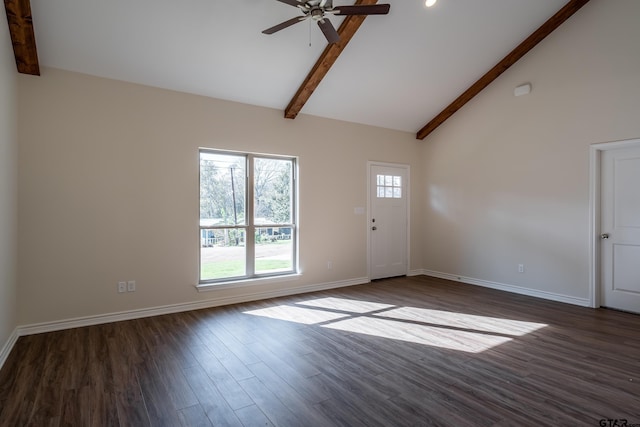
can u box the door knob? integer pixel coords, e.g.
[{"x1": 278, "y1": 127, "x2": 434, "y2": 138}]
[
  {"x1": 372, "y1": 226, "x2": 377, "y2": 231},
  {"x1": 601, "y1": 233, "x2": 609, "y2": 240}
]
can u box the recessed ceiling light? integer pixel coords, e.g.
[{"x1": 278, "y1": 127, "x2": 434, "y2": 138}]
[{"x1": 425, "y1": 0, "x2": 437, "y2": 7}]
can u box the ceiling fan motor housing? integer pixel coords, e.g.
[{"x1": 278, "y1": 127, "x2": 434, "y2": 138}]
[{"x1": 311, "y1": 7, "x2": 324, "y2": 21}]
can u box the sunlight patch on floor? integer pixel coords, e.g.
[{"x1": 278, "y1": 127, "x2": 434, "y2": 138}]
[
  {"x1": 322, "y1": 316, "x2": 513, "y2": 353},
  {"x1": 374, "y1": 307, "x2": 547, "y2": 336},
  {"x1": 295, "y1": 297, "x2": 394, "y2": 313},
  {"x1": 243, "y1": 296, "x2": 547, "y2": 353},
  {"x1": 243, "y1": 305, "x2": 349, "y2": 325}
]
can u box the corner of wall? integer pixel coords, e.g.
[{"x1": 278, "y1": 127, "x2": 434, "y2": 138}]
[{"x1": 0, "y1": 8, "x2": 19, "y2": 369}]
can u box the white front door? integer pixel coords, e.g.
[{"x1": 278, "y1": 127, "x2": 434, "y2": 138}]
[
  {"x1": 369, "y1": 163, "x2": 409, "y2": 280},
  {"x1": 601, "y1": 146, "x2": 640, "y2": 313}
]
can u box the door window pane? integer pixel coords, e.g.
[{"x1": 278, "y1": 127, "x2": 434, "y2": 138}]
[{"x1": 385, "y1": 187, "x2": 394, "y2": 198}]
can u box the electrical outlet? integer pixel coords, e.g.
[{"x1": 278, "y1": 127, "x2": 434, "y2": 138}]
[
  {"x1": 127, "y1": 280, "x2": 136, "y2": 292},
  {"x1": 118, "y1": 281, "x2": 127, "y2": 293},
  {"x1": 518, "y1": 264, "x2": 525, "y2": 273}
]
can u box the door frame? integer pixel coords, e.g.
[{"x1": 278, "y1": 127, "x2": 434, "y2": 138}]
[
  {"x1": 367, "y1": 161, "x2": 411, "y2": 280},
  {"x1": 589, "y1": 137, "x2": 640, "y2": 308}
]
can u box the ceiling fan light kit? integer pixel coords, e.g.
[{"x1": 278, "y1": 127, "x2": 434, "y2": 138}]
[{"x1": 262, "y1": 0, "x2": 391, "y2": 44}]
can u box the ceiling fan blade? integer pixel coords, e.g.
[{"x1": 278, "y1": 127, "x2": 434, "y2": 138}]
[
  {"x1": 333, "y1": 4, "x2": 390, "y2": 15},
  {"x1": 317, "y1": 19, "x2": 340, "y2": 44},
  {"x1": 274, "y1": 0, "x2": 304, "y2": 7},
  {"x1": 262, "y1": 16, "x2": 307, "y2": 34}
]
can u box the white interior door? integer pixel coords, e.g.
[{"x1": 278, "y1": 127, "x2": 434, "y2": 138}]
[
  {"x1": 369, "y1": 164, "x2": 408, "y2": 280},
  {"x1": 601, "y1": 146, "x2": 640, "y2": 313}
]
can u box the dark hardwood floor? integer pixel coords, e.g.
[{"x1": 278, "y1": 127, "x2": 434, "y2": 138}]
[{"x1": 1, "y1": 275, "x2": 639, "y2": 426}]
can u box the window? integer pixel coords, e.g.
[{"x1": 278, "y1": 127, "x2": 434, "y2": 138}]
[
  {"x1": 376, "y1": 174, "x2": 402, "y2": 198},
  {"x1": 199, "y1": 150, "x2": 297, "y2": 283}
]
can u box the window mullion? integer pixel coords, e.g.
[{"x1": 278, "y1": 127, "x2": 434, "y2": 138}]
[{"x1": 246, "y1": 155, "x2": 255, "y2": 277}]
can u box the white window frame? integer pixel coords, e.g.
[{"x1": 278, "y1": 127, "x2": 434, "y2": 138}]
[{"x1": 198, "y1": 149, "x2": 298, "y2": 287}]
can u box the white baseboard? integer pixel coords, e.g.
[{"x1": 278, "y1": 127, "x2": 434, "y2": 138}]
[
  {"x1": 421, "y1": 269, "x2": 591, "y2": 307},
  {"x1": 0, "y1": 328, "x2": 18, "y2": 371},
  {"x1": 17, "y1": 277, "x2": 370, "y2": 337},
  {"x1": 11, "y1": 270, "x2": 591, "y2": 342}
]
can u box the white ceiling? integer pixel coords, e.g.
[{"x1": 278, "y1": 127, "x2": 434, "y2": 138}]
[{"x1": 30, "y1": 0, "x2": 570, "y2": 133}]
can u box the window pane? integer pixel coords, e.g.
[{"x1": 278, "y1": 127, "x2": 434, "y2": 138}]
[
  {"x1": 393, "y1": 187, "x2": 402, "y2": 198},
  {"x1": 377, "y1": 174, "x2": 384, "y2": 185},
  {"x1": 393, "y1": 176, "x2": 402, "y2": 187},
  {"x1": 200, "y1": 228, "x2": 246, "y2": 280},
  {"x1": 377, "y1": 186, "x2": 385, "y2": 198},
  {"x1": 255, "y1": 227, "x2": 293, "y2": 274},
  {"x1": 200, "y1": 152, "x2": 246, "y2": 227},
  {"x1": 385, "y1": 175, "x2": 393, "y2": 186},
  {"x1": 254, "y1": 158, "x2": 292, "y2": 225},
  {"x1": 385, "y1": 187, "x2": 393, "y2": 198}
]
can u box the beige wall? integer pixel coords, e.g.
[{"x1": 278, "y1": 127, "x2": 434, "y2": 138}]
[
  {"x1": 421, "y1": 0, "x2": 640, "y2": 300},
  {"x1": 0, "y1": 12, "x2": 18, "y2": 347},
  {"x1": 17, "y1": 68, "x2": 422, "y2": 325}
]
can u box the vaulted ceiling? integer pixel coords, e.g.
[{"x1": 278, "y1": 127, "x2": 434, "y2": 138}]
[{"x1": 4, "y1": 0, "x2": 590, "y2": 139}]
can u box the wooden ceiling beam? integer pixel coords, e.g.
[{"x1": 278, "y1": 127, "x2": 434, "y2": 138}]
[
  {"x1": 284, "y1": 0, "x2": 378, "y2": 119},
  {"x1": 4, "y1": 0, "x2": 39, "y2": 75},
  {"x1": 416, "y1": 0, "x2": 590, "y2": 140}
]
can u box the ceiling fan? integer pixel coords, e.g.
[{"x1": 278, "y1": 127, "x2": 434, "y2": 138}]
[{"x1": 262, "y1": 0, "x2": 391, "y2": 44}]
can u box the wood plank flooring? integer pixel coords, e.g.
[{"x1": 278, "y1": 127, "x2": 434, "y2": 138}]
[{"x1": 1, "y1": 276, "x2": 639, "y2": 426}]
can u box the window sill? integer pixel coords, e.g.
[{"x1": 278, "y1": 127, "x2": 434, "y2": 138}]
[{"x1": 195, "y1": 273, "x2": 302, "y2": 293}]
